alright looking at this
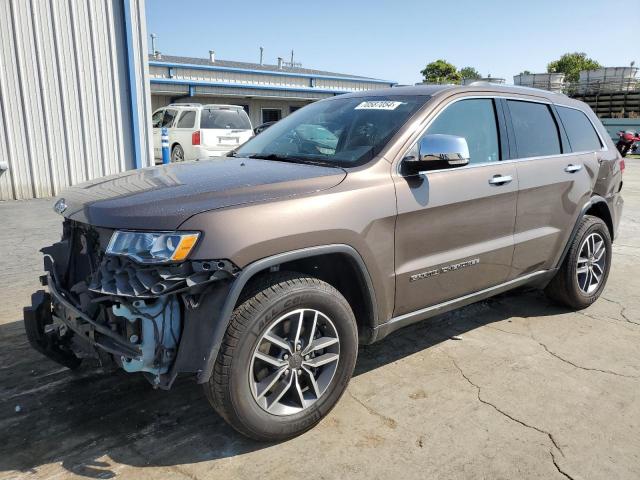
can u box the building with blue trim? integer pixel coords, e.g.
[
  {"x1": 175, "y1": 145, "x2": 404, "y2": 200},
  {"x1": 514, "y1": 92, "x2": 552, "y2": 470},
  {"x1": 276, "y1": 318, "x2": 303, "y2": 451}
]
[{"x1": 149, "y1": 52, "x2": 397, "y2": 126}]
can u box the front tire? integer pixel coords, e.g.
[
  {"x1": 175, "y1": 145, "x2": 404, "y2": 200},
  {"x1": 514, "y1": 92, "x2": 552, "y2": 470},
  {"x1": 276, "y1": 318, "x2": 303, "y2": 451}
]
[
  {"x1": 545, "y1": 215, "x2": 612, "y2": 309},
  {"x1": 204, "y1": 272, "x2": 358, "y2": 441}
]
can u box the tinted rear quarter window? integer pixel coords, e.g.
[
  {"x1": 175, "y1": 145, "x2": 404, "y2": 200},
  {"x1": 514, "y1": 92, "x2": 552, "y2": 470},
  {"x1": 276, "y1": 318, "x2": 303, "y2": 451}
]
[
  {"x1": 556, "y1": 106, "x2": 602, "y2": 152},
  {"x1": 507, "y1": 100, "x2": 561, "y2": 158},
  {"x1": 201, "y1": 109, "x2": 251, "y2": 130}
]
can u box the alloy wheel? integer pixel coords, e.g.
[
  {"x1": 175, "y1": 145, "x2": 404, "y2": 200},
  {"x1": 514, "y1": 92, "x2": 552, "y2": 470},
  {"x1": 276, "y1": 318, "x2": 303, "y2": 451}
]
[
  {"x1": 249, "y1": 308, "x2": 340, "y2": 416},
  {"x1": 576, "y1": 232, "x2": 606, "y2": 294}
]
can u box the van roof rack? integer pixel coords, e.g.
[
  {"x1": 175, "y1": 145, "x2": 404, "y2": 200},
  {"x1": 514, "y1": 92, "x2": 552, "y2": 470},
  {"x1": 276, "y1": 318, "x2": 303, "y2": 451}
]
[
  {"x1": 202, "y1": 104, "x2": 244, "y2": 109},
  {"x1": 168, "y1": 103, "x2": 202, "y2": 107}
]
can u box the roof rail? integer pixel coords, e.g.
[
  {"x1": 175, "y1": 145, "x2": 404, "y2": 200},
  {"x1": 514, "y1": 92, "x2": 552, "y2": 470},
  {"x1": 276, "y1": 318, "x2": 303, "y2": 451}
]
[
  {"x1": 202, "y1": 103, "x2": 244, "y2": 109},
  {"x1": 168, "y1": 102, "x2": 202, "y2": 107},
  {"x1": 464, "y1": 82, "x2": 568, "y2": 96}
]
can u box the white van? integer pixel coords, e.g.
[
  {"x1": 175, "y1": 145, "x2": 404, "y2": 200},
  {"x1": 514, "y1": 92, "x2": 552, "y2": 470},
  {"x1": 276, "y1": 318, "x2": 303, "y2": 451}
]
[{"x1": 151, "y1": 104, "x2": 253, "y2": 162}]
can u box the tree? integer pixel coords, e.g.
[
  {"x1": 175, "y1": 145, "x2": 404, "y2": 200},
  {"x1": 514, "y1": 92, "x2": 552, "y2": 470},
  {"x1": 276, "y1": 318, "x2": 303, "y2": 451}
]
[
  {"x1": 459, "y1": 67, "x2": 481, "y2": 80},
  {"x1": 421, "y1": 59, "x2": 461, "y2": 84},
  {"x1": 547, "y1": 52, "x2": 601, "y2": 83}
]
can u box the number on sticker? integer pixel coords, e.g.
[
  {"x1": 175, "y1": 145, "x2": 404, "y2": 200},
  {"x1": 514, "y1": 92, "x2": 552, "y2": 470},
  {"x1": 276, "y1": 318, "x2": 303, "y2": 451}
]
[{"x1": 355, "y1": 101, "x2": 404, "y2": 111}]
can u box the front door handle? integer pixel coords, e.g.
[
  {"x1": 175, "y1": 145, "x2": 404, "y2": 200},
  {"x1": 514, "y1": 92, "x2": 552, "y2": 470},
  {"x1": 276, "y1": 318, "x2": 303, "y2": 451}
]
[
  {"x1": 488, "y1": 175, "x2": 513, "y2": 186},
  {"x1": 564, "y1": 164, "x2": 583, "y2": 173}
]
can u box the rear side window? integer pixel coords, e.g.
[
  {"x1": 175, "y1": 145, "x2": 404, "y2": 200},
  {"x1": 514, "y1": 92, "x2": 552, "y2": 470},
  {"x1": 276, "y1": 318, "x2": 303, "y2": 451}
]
[
  {"x1": 425, "y1": 98, "x2": 500, "y2": 164},
  {"x1": 507, "y1": 100, "x2": 561, "y2": 158},
  {"x1": 177, "y1": 110, "x2": 196, "y2": 128},
  {"x1": 201, "y1": 109, "x2": 251, "y2": 130},
  {"x1": 162, "y1": 109, "x2": 177, "y2": 128},
  {"x1": 556, "y1": 106, "x2": 602, "y2": 152}
]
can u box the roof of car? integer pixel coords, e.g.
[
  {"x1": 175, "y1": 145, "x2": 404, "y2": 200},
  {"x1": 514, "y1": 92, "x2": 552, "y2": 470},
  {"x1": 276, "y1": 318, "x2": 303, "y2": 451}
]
[
  {"x1": 161, "y1": 103, "x2": 246, "y2": 110},
  {"x1": 339, "y1": 83, "x2": 572, "y2": 102}
]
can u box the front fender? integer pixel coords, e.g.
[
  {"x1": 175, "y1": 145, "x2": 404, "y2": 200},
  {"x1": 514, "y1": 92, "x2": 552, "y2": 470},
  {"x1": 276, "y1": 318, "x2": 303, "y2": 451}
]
[{"x1": 194, "y1": 244, "x2": 377, "y2": 384}]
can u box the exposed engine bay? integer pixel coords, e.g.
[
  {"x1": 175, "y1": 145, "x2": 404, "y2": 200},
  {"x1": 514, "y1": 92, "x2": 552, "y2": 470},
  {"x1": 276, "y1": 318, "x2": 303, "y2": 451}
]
[{"x1": 24, "y1": 220, "x2": 238, "y2": 388}]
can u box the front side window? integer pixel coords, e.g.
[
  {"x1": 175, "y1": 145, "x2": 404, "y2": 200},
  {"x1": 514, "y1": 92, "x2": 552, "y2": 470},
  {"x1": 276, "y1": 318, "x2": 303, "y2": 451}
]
[
  {"x1": 507, "y1": 100, "x2": 561, "y2": 158},
  {"x1": 235, "y1": 95, "x2": 430, "y2": 167},
  {"x1": 201, "y1": 109, "x2": 251, "y2": 130},
  {"x1": 162, "y1": 109, "x2": 177, "y2": 128},
  {"x1": 152, "y1": 110, "x2": 164, "y2": 128},
  {"x1": 176, "y1": 110, "x2": 196, "y2": 128},
  {"x1": 556, "y1": 106, "x2": 602, "y2": 153},
  {"x1": 424, "y1": 98, "x2": 500, "y2": 164}
]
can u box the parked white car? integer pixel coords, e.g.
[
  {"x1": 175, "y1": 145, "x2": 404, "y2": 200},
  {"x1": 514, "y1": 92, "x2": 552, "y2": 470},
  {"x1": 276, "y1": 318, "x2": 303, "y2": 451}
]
[{"x1": 152, "y1": 104, "x2": 253, "y2": 162}]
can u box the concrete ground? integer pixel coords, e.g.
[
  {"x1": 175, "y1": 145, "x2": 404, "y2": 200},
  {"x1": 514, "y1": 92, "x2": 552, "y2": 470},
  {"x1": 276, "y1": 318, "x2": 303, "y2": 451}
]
[{"x1": 1, "y1": 162, "x2": 639, "y2": 480}]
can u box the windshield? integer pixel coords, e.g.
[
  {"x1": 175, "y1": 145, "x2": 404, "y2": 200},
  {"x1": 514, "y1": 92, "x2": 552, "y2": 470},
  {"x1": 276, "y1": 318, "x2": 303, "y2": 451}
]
[
  {"x1": 235, "y1": 95, "x2": 430, "y2": 167},
  {"x1": 201, "y1": 108, "x2": 251, "y2": 130}
]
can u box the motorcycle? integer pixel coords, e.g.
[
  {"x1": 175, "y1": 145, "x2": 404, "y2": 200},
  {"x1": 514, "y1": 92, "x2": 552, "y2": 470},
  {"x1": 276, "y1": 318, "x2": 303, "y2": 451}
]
[{"x1": 616, "y1": 130, "x2": 640, "y2": 157}]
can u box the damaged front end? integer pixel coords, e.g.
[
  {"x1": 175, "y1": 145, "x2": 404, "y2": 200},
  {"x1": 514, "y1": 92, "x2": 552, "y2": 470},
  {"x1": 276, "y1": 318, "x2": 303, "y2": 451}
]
[{"x1": 24, "y1": 220, "x2": 238, "y2": 389}]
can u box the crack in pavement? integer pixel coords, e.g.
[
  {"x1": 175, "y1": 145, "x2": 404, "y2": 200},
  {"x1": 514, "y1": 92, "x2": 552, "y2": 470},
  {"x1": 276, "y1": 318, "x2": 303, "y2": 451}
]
[
  {"x1": 347, "y1": 391, "x2": 398, "y2": 429},
  {"x1": 535, "y1": 337, "x2": 639, "y2": 379},
  {"x1": 574, "y1": 309, "x2": 639, "y2": 332},
  {"x1": 601, "y1": 296, "x2": 639, "y2": 326},
  {"x1": 550, "y1": 450, "x2": 576, "y2": 480},
  {"x1": 478, "y1": 303, "x2": 639, "y2": 379},
  {"x1": 446, "y1": 354, "x2": 565, "y2": 455},
  {"x1": 445, "y1": 353, "x2": 575, "y2": 479}
]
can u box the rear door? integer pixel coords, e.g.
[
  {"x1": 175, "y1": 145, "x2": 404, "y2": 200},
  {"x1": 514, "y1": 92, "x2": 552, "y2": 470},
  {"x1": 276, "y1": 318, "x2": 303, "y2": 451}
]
[
  {"x1": 506, "y1": 99, "x2": 601, "y2": 277},
  {"x1": 393, "y1": 96, "x2": 518, "y2": 316},
  {"x1": 173, "y1": 109, "x2": 197, "y2": 160},
  {"x1": 200, "y1": 107, "x2": 253, "y2": 153}
]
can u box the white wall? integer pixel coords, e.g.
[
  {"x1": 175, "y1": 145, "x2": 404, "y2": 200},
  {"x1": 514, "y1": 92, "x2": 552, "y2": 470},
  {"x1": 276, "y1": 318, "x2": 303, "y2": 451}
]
[{"x1": 0, "y1": 0, "x2": 152, "y2": 200}]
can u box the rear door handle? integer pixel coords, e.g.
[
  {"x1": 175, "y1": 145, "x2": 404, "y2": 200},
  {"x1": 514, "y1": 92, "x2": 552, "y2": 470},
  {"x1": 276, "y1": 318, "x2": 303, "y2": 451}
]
[
  {"x1": 488, "y1": 175, "x2": 513, "y2": 186},
  {"x1": 564, "y1": 164, "x2": 583, "y2": 173}
]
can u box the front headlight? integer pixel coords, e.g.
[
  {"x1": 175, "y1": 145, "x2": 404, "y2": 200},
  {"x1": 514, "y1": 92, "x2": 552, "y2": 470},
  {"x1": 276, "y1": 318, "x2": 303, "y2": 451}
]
[{"x1": 106, "y1": 231, "x2": 200, "y2": 264}]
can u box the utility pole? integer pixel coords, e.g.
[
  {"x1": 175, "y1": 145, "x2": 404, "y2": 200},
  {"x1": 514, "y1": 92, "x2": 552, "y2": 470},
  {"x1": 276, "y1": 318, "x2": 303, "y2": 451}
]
[
  {"x1": 150, "y1": 33, "x2": 157, "y2": 55},
  {"x1": 259, "y1": 46, "x2": 264, "y2": 65}
]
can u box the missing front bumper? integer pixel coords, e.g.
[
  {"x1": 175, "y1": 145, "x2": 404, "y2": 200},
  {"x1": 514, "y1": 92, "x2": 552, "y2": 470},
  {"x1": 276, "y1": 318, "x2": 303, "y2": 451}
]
[{"x1": 25, "y1": 255, "x2": 238, "y2": 389}]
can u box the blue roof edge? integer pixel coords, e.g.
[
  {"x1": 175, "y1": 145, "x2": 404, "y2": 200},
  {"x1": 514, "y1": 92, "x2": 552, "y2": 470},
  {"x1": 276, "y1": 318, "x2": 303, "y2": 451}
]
[{"x1": 148, "y1": 60, "x2": 397, "y2": 86}]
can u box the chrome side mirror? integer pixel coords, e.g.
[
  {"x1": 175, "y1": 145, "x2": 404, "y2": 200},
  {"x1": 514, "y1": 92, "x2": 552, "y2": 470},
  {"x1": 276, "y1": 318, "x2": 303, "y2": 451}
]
[
  {"x1": 403, "y1": 134, "x2": 470, "y2": 174},
  {"x1": 419, "y1": 134, "x2": 470, "y2": 166}
]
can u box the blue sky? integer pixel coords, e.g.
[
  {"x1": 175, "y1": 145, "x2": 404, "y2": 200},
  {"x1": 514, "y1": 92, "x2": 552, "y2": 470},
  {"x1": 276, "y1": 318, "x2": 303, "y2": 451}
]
[{"x1": 146, "y1": 0, "x2": 637, "y2": 85}]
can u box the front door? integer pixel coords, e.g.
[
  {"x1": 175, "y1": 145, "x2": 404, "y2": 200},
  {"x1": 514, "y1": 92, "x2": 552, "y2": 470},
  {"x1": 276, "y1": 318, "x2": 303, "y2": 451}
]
[
  {"x1": 151, "y1": 109, "x2": 164, "y2": 159},
  {"x1": 393, "y1": 97, "x2": 517, "y2": 316}
]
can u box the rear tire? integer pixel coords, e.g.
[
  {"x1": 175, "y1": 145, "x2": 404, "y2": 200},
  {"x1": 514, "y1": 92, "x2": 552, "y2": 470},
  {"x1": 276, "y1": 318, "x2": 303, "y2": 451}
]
[
  {"x1": 171, "y1": 144, "x2": 185, "y2": 162},
  {"x1": 545, "y1": 215, "x2": 612, "y2": 309},
  {"x1": 204, "y1": 272, "x2": 358, "y2": 441}
]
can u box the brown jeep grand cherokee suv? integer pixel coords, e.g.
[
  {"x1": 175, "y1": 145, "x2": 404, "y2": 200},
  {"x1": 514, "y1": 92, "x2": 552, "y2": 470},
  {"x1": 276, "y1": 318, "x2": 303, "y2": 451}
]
[{"x1": 25, "y1": 84, "x2": 624, "y2": 440}]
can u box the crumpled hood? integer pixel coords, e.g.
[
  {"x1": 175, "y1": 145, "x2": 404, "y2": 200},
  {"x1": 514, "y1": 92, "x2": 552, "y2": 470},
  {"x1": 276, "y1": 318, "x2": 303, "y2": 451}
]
[{"x1": 61, "y1": 158, "x2": 346, "y2": 230}]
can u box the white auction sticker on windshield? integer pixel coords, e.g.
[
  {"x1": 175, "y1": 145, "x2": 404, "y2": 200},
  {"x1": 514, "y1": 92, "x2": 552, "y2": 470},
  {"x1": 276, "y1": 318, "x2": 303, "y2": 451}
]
[{"x1": 355, "y1": 101, "x2": 404, "y2": 110}]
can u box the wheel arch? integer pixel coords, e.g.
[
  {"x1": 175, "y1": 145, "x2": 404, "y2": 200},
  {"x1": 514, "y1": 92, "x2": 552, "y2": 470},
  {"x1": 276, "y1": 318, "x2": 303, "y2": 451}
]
[
  {"x1": 555, "y1": 195, "x2": 613, "y2": 269},
  {"x1": 585, "y1": 200, "x2": 614, "y2": 240},
  {"x1": 196, "y1": 244, "x2": 377, "y2": 383}
]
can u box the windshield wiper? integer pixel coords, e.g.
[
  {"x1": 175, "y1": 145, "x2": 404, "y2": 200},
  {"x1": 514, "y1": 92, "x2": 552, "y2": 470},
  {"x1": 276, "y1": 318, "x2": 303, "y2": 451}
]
[
  {"x1": 247, "y1": 153, "x2": 290, "y2": 161},
  {"x1": 246, "y1": 153, "x2": 337, "y2": 168}
]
